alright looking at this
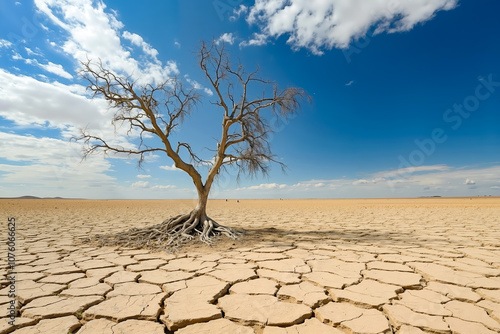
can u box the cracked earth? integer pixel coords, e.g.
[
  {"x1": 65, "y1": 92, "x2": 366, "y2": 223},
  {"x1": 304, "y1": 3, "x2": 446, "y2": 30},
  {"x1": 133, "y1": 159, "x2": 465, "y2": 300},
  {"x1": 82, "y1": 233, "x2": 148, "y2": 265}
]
[{"x1": 1, "y1": 198, "x2": 500, "y2": 333}]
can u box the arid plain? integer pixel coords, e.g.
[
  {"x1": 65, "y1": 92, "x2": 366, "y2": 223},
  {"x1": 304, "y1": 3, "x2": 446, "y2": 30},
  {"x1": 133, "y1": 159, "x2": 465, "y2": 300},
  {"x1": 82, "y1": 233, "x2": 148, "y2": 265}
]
[{"x1": 1, "y1": 198, "x2": 500, "y2": 333}]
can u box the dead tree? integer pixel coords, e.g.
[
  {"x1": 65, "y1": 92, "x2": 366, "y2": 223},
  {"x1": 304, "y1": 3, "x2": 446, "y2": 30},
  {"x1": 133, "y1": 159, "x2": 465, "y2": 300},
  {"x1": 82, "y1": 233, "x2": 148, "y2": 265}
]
[{"x1": 76, "y1": 41, "x2": 308, "y2": 250}]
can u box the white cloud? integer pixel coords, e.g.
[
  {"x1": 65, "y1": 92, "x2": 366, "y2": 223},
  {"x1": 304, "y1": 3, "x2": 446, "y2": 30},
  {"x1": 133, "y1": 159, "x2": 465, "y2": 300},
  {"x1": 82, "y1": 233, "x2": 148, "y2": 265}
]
[
  {"x1": 174, "y1": 41, "x2": 181, "y2": 48},
  {"x1": 243, "y1": 0, "x2": 458, "y2": 54},
  {"x1": 159, "y1": 164, "x2": 179, "y2": 171},
  {"x1": 0, "y1": 131, "x2": 184, "y2": 198},
  {"x1": 12, "y1": 52, "x2": 22, "y2": 60},
  {"x1": 0, "y1": 131, "x2": 117, "y2": 197},
  {"x1": 25, "y1": 47, "x2": 44, "y2": 57},
  {"x1": 352, "y1": 177, "x2": 385, "y2": 185},
  {"x1": 203, "y1": 88, "x2": 214, "y2": 96},
  {"x1": 136, "y1": 174, "x2": 151, "y2": 179},
  {"x1": 152, "y1": 185, "x2": 176, "y2": 190},
  {"x1": 377, "y1": 164, "x2": 451, "y2": 178},
  {"x1": 0, "y1": 1, "x2": 225, "y2": 200},
  {"x1": 230, "y1": 5, "x2": 248, "y2": 21},
  {"x1": 131, "y1": 180, "x2": 176, "y2": 191},
  {"x1": 239, "y1": 33, "x2": 269, "y2": 48},
  {"x1": 0, "y1": 39, "x2": 13, "y2": 49},
  {"x1": 345, "y1": 80, "x2": 354, "y2": 86},
  {"x1": 131, "y1": 181, "x2": 149, "y2": 188},
  {"x1": 217, "y1": 33, "x2": 235, "y2": 45},
  {"x1": 122, "y1": 31, "x2": 159, "y2": 58},
  {"x1": 464, "y1": 178, "x2": 475, "y2": 185},
  {"x1": 39, "y1": 61, "x2": 73, "y2": 79},
  {"x1": 184, "y1": 76, "x2": 201, "y2": 89},
  {"x1": 0, "y1": 132, "x2": 76, "y2": 165},
  {"x1": 11, "y1": 49, "x2": 73, "y2": 79},
  {"x1": 34, "y1": 0, "x2": 178, "y2": 85},
  {"x1": 0, "y1": 69, "x2": 141, "y2": 155},
  {"x1": 352, "y1": 179, "x2": 369, "y2": 185},
  {"x1": 383, "y1": 165, "x2": 500, "y2": 192},
  {"x1": 0, "y1": 69, "x2": 102, "y2": 128},
  {"x1": 184, "y1": 75, "x2": 213, "y2": 96},
  {"x1": 238, "y1": 183, "x2": 287, "y2": 190},
  {"x1": 230, "y1": 164, "x2": 500, "y2": 198}
]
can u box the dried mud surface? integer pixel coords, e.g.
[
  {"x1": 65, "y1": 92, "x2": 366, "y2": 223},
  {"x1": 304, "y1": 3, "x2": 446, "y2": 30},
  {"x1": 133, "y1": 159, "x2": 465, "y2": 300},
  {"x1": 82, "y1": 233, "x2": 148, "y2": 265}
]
[{"x1": 1, "y1": 198, "x2": 500, "y2": 333}]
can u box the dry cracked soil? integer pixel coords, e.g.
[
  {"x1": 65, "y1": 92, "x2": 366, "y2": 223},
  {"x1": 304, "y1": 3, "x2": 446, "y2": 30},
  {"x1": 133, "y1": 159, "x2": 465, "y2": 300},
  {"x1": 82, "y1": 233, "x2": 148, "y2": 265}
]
[{"x1": 1, "y1": 198, "x2": 500, "y2": 333}]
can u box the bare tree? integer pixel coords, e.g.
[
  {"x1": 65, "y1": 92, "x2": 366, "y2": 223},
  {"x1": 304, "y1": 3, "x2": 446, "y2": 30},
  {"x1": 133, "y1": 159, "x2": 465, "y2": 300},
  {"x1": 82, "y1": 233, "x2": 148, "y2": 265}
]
[{"x1": 76, "y1": 41, "x2": 309, "y2": 250}]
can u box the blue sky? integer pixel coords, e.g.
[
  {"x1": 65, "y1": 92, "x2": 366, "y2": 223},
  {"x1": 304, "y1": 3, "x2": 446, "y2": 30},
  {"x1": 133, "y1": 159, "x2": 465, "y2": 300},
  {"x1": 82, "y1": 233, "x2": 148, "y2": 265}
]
[{"x1": 0, "y1": 0, "x2": 499, "y2": 199}]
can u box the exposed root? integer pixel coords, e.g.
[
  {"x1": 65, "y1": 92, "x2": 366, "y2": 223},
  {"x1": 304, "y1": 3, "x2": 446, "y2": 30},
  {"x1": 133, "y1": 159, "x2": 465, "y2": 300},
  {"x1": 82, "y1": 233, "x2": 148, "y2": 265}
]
[{"x1": 85, "y1": 210, "x2": 242, "y2": 252}]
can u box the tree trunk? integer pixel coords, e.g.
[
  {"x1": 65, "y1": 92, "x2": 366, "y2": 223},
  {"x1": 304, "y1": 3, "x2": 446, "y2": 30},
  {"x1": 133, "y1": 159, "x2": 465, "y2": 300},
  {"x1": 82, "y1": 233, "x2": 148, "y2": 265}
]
[{"x1": 194, "y1": 187, "x2": 209, "y2": 221}]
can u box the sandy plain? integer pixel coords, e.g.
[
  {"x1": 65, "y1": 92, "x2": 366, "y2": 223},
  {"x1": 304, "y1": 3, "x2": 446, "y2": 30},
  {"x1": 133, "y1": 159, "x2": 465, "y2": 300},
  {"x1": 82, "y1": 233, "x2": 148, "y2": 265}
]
[{"x1": 1, "y1": 197, "x2": 500, "y2": 333}]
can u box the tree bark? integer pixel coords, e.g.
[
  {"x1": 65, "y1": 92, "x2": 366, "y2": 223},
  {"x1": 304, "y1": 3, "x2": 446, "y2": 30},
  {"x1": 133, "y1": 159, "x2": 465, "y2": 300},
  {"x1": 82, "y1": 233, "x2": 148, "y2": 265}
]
[{"x1": 194, "y1": 186, "x2": 209, "y2": 220}]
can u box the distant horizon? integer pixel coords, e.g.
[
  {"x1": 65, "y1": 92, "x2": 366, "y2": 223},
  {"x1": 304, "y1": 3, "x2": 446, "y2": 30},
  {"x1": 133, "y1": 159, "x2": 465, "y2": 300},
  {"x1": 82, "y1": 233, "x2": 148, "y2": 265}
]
[
  {"x1": 1, "y1": 1, "x2": 499, "y2": 199},
  {"x1": 3, "y1": 195, "x2": 500, "y2": 201}
]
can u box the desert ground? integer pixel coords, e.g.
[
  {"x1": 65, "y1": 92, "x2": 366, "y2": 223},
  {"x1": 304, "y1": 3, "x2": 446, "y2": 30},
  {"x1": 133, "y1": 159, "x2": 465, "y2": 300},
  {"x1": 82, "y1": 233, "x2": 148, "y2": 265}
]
[{"x1": 1, "y1": 197, "x2": 500, "y2": 333}]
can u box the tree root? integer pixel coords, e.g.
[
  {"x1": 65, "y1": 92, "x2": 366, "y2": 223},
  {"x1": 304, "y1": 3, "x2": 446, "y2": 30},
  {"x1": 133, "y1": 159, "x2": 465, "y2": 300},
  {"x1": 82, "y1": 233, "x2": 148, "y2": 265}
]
[{"x1": 85, "y1": 210, "x2": 242, "y2": 252}]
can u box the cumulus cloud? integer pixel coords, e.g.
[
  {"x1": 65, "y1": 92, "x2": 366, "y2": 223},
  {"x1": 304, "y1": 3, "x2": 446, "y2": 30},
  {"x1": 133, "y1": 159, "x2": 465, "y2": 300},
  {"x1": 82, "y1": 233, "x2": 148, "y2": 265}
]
[
  {"x1": 464, "y1": 178, "x2": 475, "y2": 185},
  {"x1": 217, "y1": 33, "x2": 235, "y2": 45},
  {"x1": 239, "y1": 33, "x2": 269, "y2": 48},
  {"x1": 136, "y1": 174, "x2": 151, "y2": 179},
  {"x1": 0, "y1": 39, "x2": 13, "y2": 48},
  {"x1": 10, "y1": 51, "x2": 73, "y2": 79},
  {"x1": 0, "y1": 1, "x2": 203, "y2": 199},
  {"x1": 34, "y1": 0, "x2": 178, "y2": 85},
  {"x1": 242, "y1": 0, "x2": 458, "y2": 54},
  {"x1": 0, "y1": 0, "x2": 179, "y2": 163},
  {"x1": 230, "y1": 5, "x2": 248, "y2": 21},
  {"x1": 0, "y1": 68, "x2": 147, "y2": 165},
  {"x1": 0, "y1": 131, "x2": 117, "y2": 197},
  {"x1": 122, "y1": 31, "x2": 159, "y2": 58},
  {"x1": 38, "y1": 61, "x2": 73, "y2": 79},
  {"x1": 159, "y1": 164, "x2": 180, "y2": 171},
  {"x1": 0, "y1": 69, "x2": 102, "y2": 128}
]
